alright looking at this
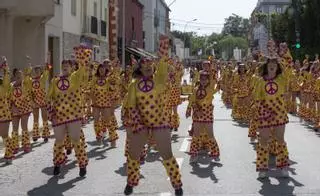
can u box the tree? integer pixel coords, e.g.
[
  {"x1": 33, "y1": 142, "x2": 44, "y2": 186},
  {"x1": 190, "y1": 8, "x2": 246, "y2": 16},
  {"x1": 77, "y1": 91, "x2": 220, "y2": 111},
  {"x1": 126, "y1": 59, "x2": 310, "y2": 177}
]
[
  {"x1": 171, "y1": 30, "x2": 195, "y2": 48},
  {"x1": 218, "y1": 35, "x2": 248, "y2": 60},
  {"x1": 222, "y1": 14, "x2": 250, "y2": 38}
]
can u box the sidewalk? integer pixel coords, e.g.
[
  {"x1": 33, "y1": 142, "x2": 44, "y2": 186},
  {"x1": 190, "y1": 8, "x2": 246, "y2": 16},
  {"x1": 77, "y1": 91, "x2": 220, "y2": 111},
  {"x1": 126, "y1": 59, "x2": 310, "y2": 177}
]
[{"x1": 0, "y1": 114, "x2": 45, "y2": 154}]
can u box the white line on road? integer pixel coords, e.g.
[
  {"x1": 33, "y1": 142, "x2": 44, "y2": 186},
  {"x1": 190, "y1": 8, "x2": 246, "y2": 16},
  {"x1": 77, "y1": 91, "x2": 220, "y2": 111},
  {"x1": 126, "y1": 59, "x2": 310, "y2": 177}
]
[
  {"x1": 159, "y1": 192, "x2": 172, "y2": 196},
  {"x1": 167, "y1": 158, "x2": 184, "y2": 181},
  {"x1": 179, "y1": 138, "x2": 190, "y2": 152}
]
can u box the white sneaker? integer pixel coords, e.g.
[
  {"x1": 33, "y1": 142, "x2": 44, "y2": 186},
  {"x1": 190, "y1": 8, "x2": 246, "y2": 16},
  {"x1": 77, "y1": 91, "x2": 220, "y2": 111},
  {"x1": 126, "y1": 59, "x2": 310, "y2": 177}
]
[
  {"x1": 258, "y1": 171, "x2": 267, "y2": 179},
  {"x1": 189, "y1": 156, "x2": 198, "y2": 163},
  {"x1": 281, "y1": 168, "x2": 289, "y2": 178}
]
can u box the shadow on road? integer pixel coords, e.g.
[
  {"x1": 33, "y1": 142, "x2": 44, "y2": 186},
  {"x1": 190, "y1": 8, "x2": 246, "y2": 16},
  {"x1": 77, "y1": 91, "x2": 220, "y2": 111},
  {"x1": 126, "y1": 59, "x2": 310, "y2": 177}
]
[
  {"x1": 190, "y1": 156, "x2": 223, "y2": 183},
  {"x1": 27, "y1": 175, "x2": 85, "y2": 196},
  {"x1": 42, "y1": 160, "x2": 77, "y2": 176},
  {"x1": 258, "y1": 175, "x2": 304, "y2": 196},
  {"x1": 171, "y1": 134, "x2": 180, "y2": 143}
]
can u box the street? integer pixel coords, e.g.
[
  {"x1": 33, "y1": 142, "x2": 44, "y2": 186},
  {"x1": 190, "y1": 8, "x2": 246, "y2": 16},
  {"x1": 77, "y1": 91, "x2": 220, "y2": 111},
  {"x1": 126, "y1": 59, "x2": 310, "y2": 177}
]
[{"x1": 1, "y1": 92, "x2": 320, "y2": 196}]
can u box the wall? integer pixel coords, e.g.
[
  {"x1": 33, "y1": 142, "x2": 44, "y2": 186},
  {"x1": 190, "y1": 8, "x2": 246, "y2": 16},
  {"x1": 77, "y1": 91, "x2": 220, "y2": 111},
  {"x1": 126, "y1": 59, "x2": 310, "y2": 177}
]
[
  {"x1": 118, "y1": 0, "x2": 143, "y2": 48},
  {"x1": 45, "y1": 2, "x2": 63, "y2": 74},
  {"x1": 62, "y1": 0, "x2": 81, "y2": 35},
  {"x1": 140, "y1": 0, "x2": 156, "y2": 53}
]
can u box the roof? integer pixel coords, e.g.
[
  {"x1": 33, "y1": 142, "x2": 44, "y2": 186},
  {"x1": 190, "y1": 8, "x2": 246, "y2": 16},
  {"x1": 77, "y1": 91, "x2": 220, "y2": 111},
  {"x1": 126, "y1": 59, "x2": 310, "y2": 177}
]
[{"x1": 159, "y1": 0, "x2": 171, "y2": 11}]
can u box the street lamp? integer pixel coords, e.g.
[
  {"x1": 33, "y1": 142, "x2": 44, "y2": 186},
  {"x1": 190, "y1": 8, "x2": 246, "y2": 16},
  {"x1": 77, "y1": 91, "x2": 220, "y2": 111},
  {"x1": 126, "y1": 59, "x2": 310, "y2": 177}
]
[{"x1": 183, "y1": 19, "x2": 197, "y2": 62}]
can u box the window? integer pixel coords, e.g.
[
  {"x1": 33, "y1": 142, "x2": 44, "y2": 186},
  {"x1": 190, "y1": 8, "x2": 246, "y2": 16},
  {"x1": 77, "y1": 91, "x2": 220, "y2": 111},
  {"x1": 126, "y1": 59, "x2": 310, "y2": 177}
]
[
  {"x1": 132, "y1": 17, "x2": 135, "y2": 32},
  {"x1": 276, "y1": 7, "x2": 282, "y2": 13},
  {"x1": 71, "y1": 0, "x2": 76, "y2": 16},
  {"x1": 94, "y1": 2, "x2": 98, "y2": 17}
]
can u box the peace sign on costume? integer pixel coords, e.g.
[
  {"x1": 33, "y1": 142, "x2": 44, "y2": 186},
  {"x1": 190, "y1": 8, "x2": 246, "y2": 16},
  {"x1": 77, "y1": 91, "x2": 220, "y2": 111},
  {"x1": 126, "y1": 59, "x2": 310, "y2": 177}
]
[
  {"x1": 265, "y1": 81, "x2": 278, "y2": 95},
  {"x1": 32, "y1": 80, "x2": 40, "y2": 89},
  {"x1": 97, "y1": 79, "x2": 106, "y2": 86},
  {"x1": 196, "y1": 88, "x2": 207, "y2": 99},
  {"x1": 138, "y1": 79, "x2": 154, "y2": 93},
  {"x1": 57, "y1": 78, "x2": 70, "y2": 91},
  {"x1": 13, "y1": 87, "x2": 22, "y2": 97}
]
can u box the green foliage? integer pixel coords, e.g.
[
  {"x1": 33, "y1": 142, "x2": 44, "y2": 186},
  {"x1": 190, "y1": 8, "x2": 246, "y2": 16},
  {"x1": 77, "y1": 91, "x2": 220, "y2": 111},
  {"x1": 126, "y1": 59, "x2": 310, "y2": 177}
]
[
  {"x1": 222, "y1": 14, "x2": 250, "y2": 38},
  {"x1": 270, "y1": 0, "x2": 320, "y2": 60},
  {"x1": 218, "y1": 35, "x2": 248, "y2": 59},
  {"x1": 171, "y1": 30, "x2": 195, "y2": 48}
]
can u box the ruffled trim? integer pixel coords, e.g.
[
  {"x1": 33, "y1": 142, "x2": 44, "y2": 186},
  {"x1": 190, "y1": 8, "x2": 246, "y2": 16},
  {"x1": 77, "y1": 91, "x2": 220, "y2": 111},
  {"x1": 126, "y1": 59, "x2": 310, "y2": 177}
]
[
  {"x1": 193, "y1": 120, "x2": 214, "y2": 123},
  {"x1": 0, "y1": 119, "x2": 11, "y2": 123},
  {"x1": 258, "y1": 121, "x2": 288, "y2": 129},
  {"x1": 12, "y1": 111, "x2": 31, "y2": 117}
]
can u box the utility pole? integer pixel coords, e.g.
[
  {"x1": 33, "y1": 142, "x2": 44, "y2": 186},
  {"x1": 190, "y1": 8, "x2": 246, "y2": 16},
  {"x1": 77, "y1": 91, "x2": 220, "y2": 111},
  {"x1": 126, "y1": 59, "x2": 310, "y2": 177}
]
[{"x1": 122, "y1": 0, "x2": 125, "y2": 68}]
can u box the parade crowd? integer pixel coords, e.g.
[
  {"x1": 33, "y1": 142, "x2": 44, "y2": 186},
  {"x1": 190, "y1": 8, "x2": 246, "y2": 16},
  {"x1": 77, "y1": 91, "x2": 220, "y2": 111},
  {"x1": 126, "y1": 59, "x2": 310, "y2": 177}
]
[{"x1": 0, "y1": 39, "x2": 319, "y2": 195}]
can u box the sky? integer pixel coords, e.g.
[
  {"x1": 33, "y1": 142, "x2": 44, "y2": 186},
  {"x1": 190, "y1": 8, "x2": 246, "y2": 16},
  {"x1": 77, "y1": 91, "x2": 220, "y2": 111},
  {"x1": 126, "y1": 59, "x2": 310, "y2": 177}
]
[{"x1": 164, "y1": 0, "x2": 257, "y2": 35}]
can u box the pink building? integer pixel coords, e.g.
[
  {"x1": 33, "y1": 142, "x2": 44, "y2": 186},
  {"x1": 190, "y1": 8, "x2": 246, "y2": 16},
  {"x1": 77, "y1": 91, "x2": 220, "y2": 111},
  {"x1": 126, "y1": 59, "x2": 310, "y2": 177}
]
[{"x1": 118, "y1": 0, "x2": 144, "y2": 49}]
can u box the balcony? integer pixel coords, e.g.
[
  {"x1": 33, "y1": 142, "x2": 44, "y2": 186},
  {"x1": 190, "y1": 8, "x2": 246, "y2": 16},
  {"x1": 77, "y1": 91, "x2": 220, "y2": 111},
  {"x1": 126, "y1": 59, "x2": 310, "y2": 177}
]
[
  {"x1": 82, "y1": 16, "x2": 99, "y2": 38},
  {"x1": 0, "y1": 0, "x2": 54, "y2": 17}
]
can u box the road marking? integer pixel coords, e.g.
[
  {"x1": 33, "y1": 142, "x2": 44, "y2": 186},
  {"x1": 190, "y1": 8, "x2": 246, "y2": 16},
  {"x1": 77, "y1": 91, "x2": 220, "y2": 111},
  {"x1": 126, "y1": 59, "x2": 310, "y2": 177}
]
[
  {"x1": 159, "y1": 193, "x2": 172, "y2": 196},
  {"x1": 167, "y1": 158, "x2": 184, "y2": 181},
  {"x1": 179, "y1": 138, "x2": 190, "y2": 152}
]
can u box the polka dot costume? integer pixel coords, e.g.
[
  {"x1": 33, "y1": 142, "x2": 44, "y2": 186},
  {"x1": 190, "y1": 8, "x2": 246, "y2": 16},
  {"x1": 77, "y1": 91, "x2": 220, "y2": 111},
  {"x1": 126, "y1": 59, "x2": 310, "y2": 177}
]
[
  {"x1": 91, "y1": 76, "x2": 118, "y2": 108},
  {"x1": 31, "y1": 70, "x2": 49, "y2": 108},
  {"x1": 0, "y1": 69, "x2": 12, "y2": 122},
  {"x1": 47, "y1": 66, "x2": 85, "y2": 127},
  {"x1": 11, "y1": 79, "x2": 33, "y2": 117},
  {"x1": 126, "y1": 59, "x2": 170, "y2": 131},
  {"x1": 254, "y1": 74, "x2": 289, "y2": 129}
]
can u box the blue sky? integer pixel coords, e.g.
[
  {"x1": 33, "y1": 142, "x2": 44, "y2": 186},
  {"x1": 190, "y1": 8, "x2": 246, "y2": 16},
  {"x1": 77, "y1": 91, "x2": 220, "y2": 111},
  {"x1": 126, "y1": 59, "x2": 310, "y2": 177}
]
[{"x1": 164, "y1": 0, "x2": 257, "y2": 35}]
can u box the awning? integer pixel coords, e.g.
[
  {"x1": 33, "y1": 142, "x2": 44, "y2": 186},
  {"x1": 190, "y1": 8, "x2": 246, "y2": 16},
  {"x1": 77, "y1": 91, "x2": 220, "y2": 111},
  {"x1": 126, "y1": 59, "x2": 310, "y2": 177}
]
[{"x1": 126, "y1": 47, "x2": 157, "y2": 59}]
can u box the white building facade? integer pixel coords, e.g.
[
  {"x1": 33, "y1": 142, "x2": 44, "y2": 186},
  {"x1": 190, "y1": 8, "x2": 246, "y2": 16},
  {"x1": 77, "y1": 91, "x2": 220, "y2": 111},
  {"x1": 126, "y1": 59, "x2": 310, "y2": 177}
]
[
  {"x1": 140, "y1": 0, "x2": 170, "y2": 54},
  {"x1": 0, "y1": 0, "x2": 55, "y2": 69},
  {"x1": 0, "y1": 0, "x2": 109, "y2": 74}
]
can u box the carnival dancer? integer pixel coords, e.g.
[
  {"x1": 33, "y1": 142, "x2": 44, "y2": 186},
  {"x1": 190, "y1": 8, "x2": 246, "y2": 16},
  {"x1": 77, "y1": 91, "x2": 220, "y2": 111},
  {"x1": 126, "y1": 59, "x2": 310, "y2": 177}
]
[
  {"x1": 0, "y1": 56, "x2": 14, "y2": 163},
  {"x1": 288, "y1": 60, "x2": 302, "y2": 114},
  {"x1": 186, "y1": 68, "x2": 220, "y2": 163},
  {"x1": 10, "y1": 66, "x2": 33, "y2": 153},
  {"x1": 309, "y1": 61, "x2": 320, "y2": 126},
  {"x1": 91, "y1": 59, "x2": 119, "y2": 146},
  {"x1": 168, "y1": 58, "x2": 184, "y2": 132},
  {"x1": 47, "y1": 59, "x2": 88, "y2": 177},
  {"x1": 30, "y1": 64, "x2": 51, "y2": 142},
  {"x1": 231, "y1": 63, "x2": 251, "y2": 123},
  {"x1": 221, "y1": 62, "x2": 234, "y2": 107},
  {"x1": 248, "y1": 61, "x2": 260, "y2": 143},
  {"x1": 123, "y1": 57, "x2": 183, "y2": 196},
  {"x1": 298, "y1": 61, "x2": 312, "y2": 121},
  {"x1": 254, "y1": 57, "x2": 290, "y2": 178}
]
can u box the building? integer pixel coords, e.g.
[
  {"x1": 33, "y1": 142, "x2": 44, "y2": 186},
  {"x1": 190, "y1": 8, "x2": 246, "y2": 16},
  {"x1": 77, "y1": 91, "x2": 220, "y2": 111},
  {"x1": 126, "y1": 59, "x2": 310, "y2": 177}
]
[
  {"x1": 0, "y1": 0, "x2": 109, "y2": 74},
  {"x1": 118, "y1": 0, "x2": 144, "y2": 49},
  {"x1": 63, "y1": 0, "x2": 109, "y2": 62},
  {"x1": 256, "y1": 0, "x2": 291, "y2": 14},
  {"x1": 250, "y1": 0, "x2": 291, "y2": 55},
  {"x1": 0, "y1": 0, "x2": 55, "y2": 69},
  {"x1": 140, "y1": 0, "x2": 170, "y2": 54},
  {"x1": 172, "y1": 38, "x2": 185, "y2": 60}
]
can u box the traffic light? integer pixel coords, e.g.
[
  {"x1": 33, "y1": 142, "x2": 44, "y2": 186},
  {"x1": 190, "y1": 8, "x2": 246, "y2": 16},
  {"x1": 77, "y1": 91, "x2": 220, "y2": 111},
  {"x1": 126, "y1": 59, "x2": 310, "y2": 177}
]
[{"x1": 295, "y1": 31, "x2": 301, "y2": 49}]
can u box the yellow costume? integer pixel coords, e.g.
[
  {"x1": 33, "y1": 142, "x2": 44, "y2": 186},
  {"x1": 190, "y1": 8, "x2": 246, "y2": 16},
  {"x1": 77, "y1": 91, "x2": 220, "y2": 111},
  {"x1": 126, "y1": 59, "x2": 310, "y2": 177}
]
[
  {"x1": 231, "y1": 72, "x2": 251, "y2": 122},
  {"x1": 254, "y1": 74, "x2": 289, "y2": 171},
  {"x1": 187, "y1": 71, "x2": 220, "y2": 158},
  {"x1": 10, "y1": 75, "x2": 33, "y2": 152},
  {"x1": 31, "y1": 68, "x2": 50, "y2": 140},
  {"x1": 0, "y1": 66, "x2": 14, "y2": 160},
  {"x1": 91, "y1": 73, "x2": 119, "y2": 142},
  {"x1": 47, "y1": 64, "x2": 88, "y2": 168},
  {"x1": 125, "y1": 58, "x2": 182, "y2": 190}
]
